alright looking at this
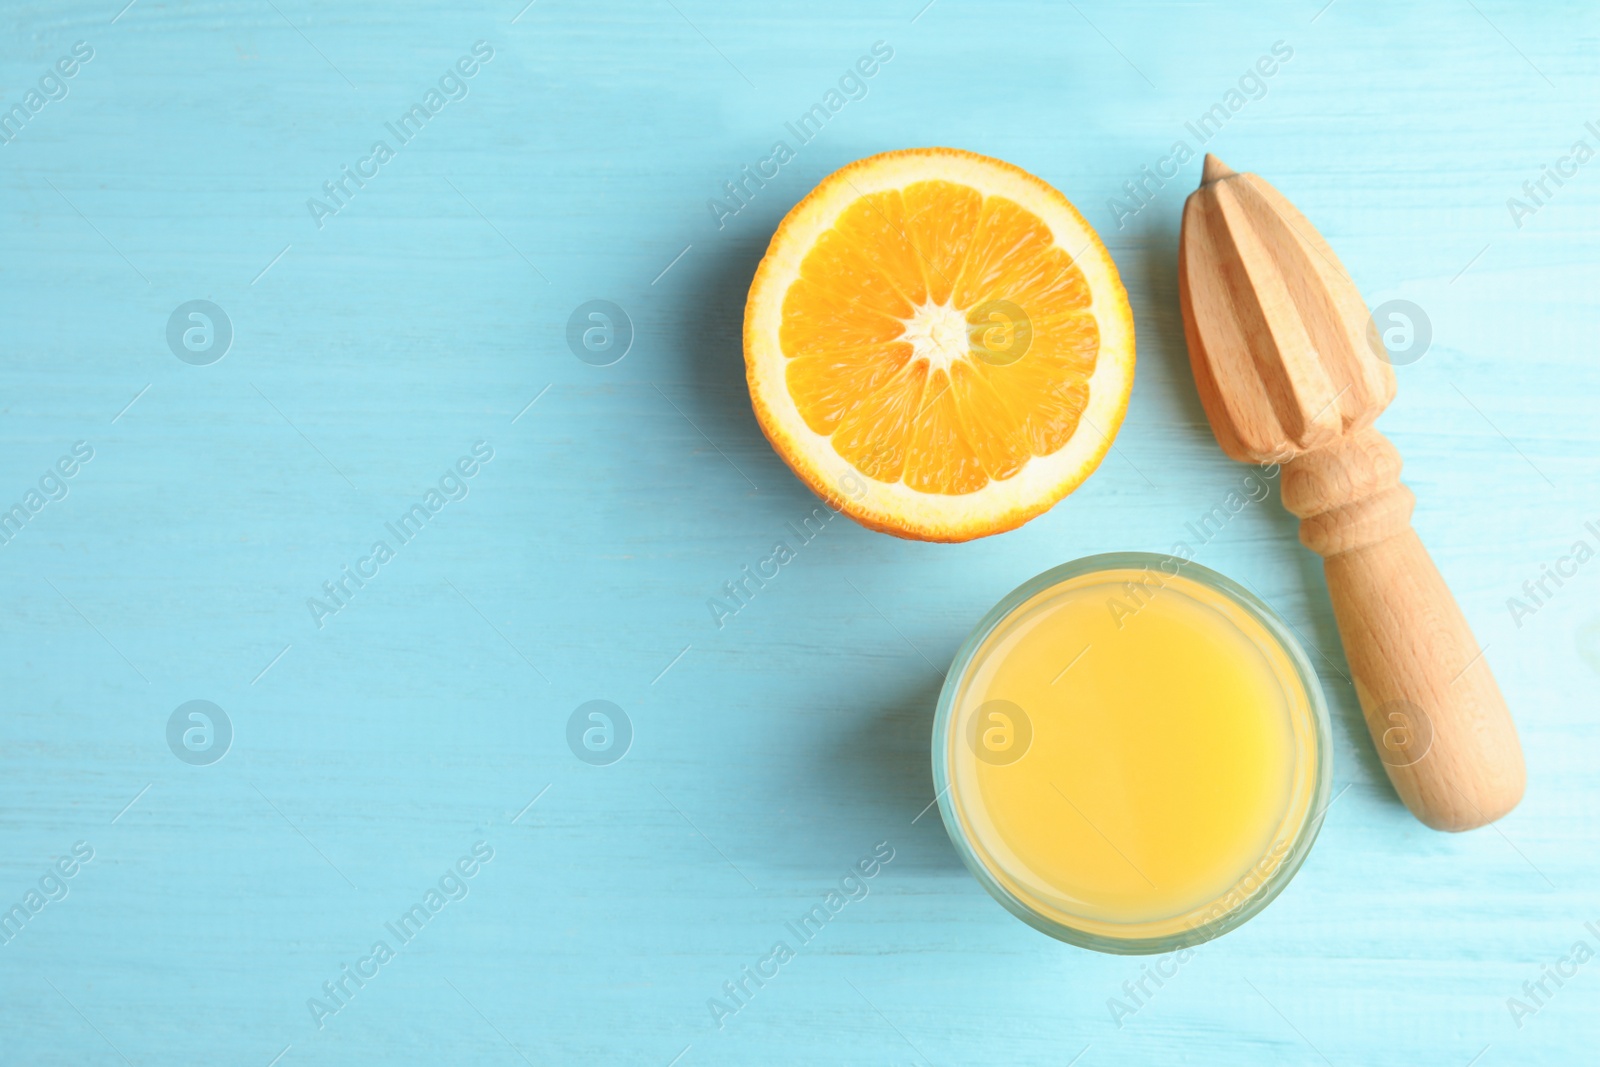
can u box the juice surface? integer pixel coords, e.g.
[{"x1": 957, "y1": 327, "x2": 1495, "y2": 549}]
[{"x1": 945, "y1": 565, "x2": 1318, "y2": 935}]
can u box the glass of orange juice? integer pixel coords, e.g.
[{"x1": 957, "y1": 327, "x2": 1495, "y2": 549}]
[{"x1": 934, "y1": 552, "x2": 1331, "y2": 953}]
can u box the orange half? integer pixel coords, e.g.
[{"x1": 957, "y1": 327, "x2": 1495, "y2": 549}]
[{"x1": 744, "y1": 148, "x2": 1135, "y2": 542}]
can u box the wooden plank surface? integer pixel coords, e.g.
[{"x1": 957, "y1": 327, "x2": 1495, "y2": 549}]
[{"x1": 1, "y1": 1, "x2": 1596, "y2": 1063}]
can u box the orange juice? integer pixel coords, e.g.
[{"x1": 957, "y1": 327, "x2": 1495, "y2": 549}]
[{"x1": 935, "y1": 554, "x2": 1328, "y2": 952}]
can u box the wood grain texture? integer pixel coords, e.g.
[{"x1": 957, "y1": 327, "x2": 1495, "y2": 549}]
[
  {"x1": 1285, "y1": 430, "x2": 1526, "y2": 830},
  {"x1": 1180, "y1": 162, "x2": 1524, "y2": 830},
  {"x1": 1, "y1": 1, "x2": 1597, "y2": 1064}
]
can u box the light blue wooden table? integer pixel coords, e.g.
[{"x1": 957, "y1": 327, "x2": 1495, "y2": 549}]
[{"x1": 3, "y1": 1, "x2": 1596, "y2": 1063}]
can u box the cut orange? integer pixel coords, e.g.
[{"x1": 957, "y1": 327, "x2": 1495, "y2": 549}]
[{"x1": 744, "y1": 148, "x2": 1135, "y2": 542}]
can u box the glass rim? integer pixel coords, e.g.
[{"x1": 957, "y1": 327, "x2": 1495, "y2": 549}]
[{"x1": 931, "y1": 551, "x2": 1333, "y2": 955}]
